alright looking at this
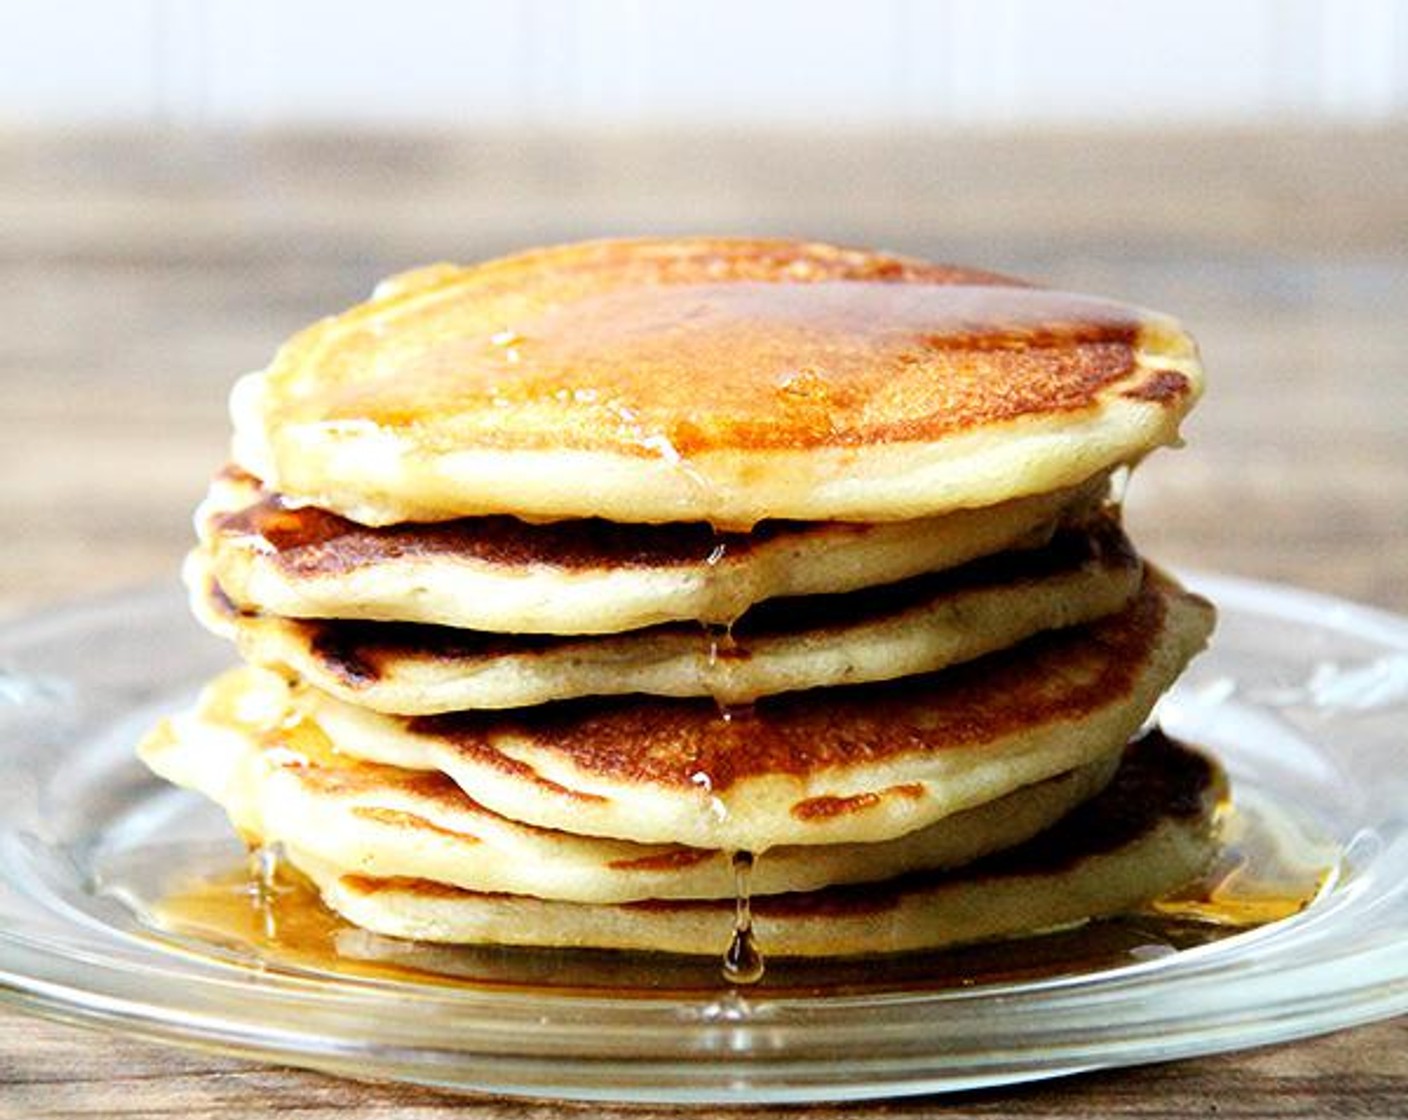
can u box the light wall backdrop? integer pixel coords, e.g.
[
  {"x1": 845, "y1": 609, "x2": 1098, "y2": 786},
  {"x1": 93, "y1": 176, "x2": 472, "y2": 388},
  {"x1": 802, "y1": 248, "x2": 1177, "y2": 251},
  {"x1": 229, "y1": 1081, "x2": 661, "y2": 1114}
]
[{"x1": 4, "y1": 0, "x2": 1406, "y2": 126}]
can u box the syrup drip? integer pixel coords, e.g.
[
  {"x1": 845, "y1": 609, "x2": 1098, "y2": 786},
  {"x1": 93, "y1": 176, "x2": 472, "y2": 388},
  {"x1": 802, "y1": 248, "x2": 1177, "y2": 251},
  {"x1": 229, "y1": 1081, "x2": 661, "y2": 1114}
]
[
  {"x1": 699, "y1": 525, "x2": 746, "y2": 674},
  {"x1": 717, "y1": 701, "x2": 755, "y2": 723},
  {"x1": 489, "y1": 329, "x2": 524, "y2": 365},
  {"x1": 700, "y1": 571, "x2": 761, "y2": 978},
  {"x1": 249, "y1": 843, "x2": 278, "y2": 894},
  {"x1": 687, "y1": 768, "x2": 726, "y2": 818},
  {"x1": 703, "y1": 622, "x2": 740, "y2": 670},
  {"x1": 1107, "y1": 462, "x2": 1134, "y2": 507},
  {"x1": 247, "y1": 842, "x2": 285, "y2": 940},
  {"x1": 600, "y1": 398, "x2": 715, "y2": 504},
  {"x1": 722, "y1": 850, "x2": 765, "y2": 985},
  {"x1": 699, "y1": 530, "x2": 740, "y2": 636}
]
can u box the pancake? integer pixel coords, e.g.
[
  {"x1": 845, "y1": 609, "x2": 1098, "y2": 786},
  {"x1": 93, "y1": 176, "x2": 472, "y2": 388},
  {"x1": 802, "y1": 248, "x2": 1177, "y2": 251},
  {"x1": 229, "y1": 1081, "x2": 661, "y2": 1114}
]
[
  {"x1": 230, "y1": 238, "x2": 1202, "y2": 529},
  {"x1": 301, "y1": 573, "x2": 1215, "y2": 850},
  {"x1": 138, "y1": 666, "x2": 1121, "y2": 903},
  {"x1": 195, "y1": 465, "x2": 1108, "y2": 634},
  {"x1": 284, "y1": 733, "x2": 1223, "y2": 955},
  {"x1": 189, "y1": 513, "x2": 1142, "y2": 713}
]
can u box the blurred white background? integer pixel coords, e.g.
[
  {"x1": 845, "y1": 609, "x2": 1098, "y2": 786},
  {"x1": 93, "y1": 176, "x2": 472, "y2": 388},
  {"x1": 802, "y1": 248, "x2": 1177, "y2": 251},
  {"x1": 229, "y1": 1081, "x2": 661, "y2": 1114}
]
[{"x1": 4, "y1": 0, "x2": 1406, "y2": 126}]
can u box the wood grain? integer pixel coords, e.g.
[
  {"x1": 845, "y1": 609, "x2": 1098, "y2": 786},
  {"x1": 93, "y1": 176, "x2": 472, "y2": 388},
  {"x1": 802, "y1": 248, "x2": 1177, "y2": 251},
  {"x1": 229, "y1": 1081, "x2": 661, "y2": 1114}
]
[
  {"x1": 0, "y1": 127, "x2": 1404, "y2": 1118},
  {"x1": 1, "y1": 1014, "x2": 1403, "y2": 1118}
]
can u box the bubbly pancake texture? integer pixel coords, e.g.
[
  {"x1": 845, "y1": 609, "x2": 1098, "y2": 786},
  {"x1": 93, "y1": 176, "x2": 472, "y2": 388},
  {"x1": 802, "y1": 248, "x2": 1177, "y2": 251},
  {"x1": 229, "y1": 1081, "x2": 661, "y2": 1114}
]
[
  {"x1": 189, "y1": 513, "x2": 1142, "y2": 712},
  {"x1": 286, "y1": 733, "x2": 1223, "y2": 956},
  {"x1": 231, "y1": 238, "x2": 1202, "y2": 527},
  {"x1": 139, "y1": 666, "x2": 1122, "y2": 904},
  {"x1": 303, "y1": 573, "x2": 1215, "y2": 850},
  {"x1": 195, "y1": 466, "x2": 1106, "y2": 633}
]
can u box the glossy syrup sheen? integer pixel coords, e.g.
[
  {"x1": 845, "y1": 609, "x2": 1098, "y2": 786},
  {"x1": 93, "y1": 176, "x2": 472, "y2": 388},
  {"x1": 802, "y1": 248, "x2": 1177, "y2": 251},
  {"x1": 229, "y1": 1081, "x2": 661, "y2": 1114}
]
[
  {"x1": 287, "y1": 278, "x2": 1181, "y2": 456},
  {"x1": 722, "y1": 850, "x2": 765, "y2": 985},
  {"x1": 140, "y1": 792, "x2": 1336, "y2": 999}
]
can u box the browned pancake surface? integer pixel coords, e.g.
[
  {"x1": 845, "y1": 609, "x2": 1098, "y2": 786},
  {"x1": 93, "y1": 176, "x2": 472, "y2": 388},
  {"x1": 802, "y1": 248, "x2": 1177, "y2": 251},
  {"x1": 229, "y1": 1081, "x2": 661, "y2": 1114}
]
[
  {"x1": 208, "y1": 466, "x2": 893, "y2": 577},
  {"x1": 263, "y1": 238, "x2": 1186, "y2": 460},
  {"x1": 269, "y1": 512, "x2": 1137, "y2": 691},
  {"x1": 340, "y1": 731, "x2": 1217, "y2": 919},
  {"x1": 410, "y1": 573, "x2": 1191, "y2": 795}
]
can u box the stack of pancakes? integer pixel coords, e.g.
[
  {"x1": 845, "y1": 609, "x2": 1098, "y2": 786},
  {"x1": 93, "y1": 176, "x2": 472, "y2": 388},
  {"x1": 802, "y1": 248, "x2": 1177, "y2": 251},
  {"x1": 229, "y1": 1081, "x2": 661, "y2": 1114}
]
[{"x1": 141, "y1": 238, "x2": 1221, "y2": 963}]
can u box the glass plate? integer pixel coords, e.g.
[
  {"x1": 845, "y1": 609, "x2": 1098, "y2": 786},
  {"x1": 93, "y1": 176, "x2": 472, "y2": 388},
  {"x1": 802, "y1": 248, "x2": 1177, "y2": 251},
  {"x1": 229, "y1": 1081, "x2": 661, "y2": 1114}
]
[{"x1": 0, "y1": 574, "x2": 1404, "y2": 1104}]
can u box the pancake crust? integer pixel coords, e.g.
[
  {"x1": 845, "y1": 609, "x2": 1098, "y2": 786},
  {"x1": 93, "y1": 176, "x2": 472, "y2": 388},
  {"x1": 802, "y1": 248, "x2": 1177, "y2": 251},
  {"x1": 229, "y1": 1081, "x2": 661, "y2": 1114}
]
[
  {"x1": 190, "y1": 514, "x2": 1142, "y2": 712},
  {"x1": 195, "y1": 466, "x2": 1106, "y2": 633},
  {"x1": 138, "y1": 666, "x2": 1122, "y2": 904},
  {"x1": 306, "y1": 572, "x2": 1215, "y2": 850},
  {"x1": 293, "y1": 733, "x2": 1222, "y2": 956},
  {"x1": 231, "y1": 238, "x2": 1202, "y2": 527}
]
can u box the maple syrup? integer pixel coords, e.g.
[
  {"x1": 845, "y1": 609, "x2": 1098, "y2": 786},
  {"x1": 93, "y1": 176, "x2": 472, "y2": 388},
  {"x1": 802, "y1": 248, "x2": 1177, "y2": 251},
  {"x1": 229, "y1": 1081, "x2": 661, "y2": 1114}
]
[
  {"x1": 135, "y1": 788, "x2": 1335, "y2": 998},
  {"x1": 702, "y1": 622, "x2": 742, "y2": 670},
  {"x1": 1150, "y1": 788, "x2": 1336, "y2": 927},
  {"x1": 247, "y1": 842, "x2": 286, "y2": 939},
  {"x1": 721, "y1": 851, "x2": 765, "y2": 985}
]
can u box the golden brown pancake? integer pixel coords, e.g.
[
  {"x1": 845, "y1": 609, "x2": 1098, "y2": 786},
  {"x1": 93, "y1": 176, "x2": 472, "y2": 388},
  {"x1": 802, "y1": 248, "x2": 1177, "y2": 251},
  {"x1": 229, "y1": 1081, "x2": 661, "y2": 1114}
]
[
  {"x1": 138, "y1": 666, "x2": 1122, "y2": 904},
  {"x1": 293, "y1": 733, "x2": 1223, "y2": 956},
  {"x1": 303, "y1": 572, "x2": 1215, "y2": 850},
  {"x1": 189, "y1": 513, "x2": 1142, "y2": 712},
  {"x1": 231, "y1": 238, "x2": 1202, "y2": 527},
  {"x1": 195, "y1": 465, "x2": 1107, "y2": 633}
]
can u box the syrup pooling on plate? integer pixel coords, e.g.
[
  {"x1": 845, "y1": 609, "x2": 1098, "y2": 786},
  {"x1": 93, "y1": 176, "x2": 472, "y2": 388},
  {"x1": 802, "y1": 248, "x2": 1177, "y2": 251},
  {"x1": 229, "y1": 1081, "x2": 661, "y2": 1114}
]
[
  {"x1": 1151, "y1": 787, "x2": 1340, "y2": 926},
  {"x1": 136, "y1": 790, "x2": 1335, "y2": 996}
]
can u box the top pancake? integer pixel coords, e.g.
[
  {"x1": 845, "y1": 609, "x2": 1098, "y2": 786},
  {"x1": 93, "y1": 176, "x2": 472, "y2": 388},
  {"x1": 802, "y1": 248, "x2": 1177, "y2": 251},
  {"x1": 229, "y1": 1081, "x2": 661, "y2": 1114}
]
[{"x1": 232, "y1": 238, "x2": 1203, "y2": 528}]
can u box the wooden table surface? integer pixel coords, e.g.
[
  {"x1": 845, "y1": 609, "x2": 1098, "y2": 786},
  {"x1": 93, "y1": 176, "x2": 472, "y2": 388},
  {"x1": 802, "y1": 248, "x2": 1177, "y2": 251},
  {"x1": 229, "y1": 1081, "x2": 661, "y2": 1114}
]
[{"x1": 1, "y1": 127, "x2": 1404, "y2": 1118}]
